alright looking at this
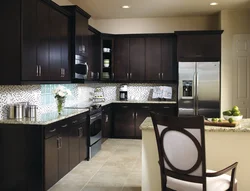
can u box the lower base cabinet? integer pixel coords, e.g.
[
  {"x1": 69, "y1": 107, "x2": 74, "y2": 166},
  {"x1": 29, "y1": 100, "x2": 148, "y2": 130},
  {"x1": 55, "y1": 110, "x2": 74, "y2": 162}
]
[
  {"x1": 45, "y1": 136, "x2": 59, "y2": 190},
  {"x1": 113, "y1": 104, "x2": 177, "y2": 139},
  {"x1": 102, "y1": 105, "x2": 112, "y2": 142},
  {"x1": 0, "y1": 112, "x2": 89, "y2": 191}
]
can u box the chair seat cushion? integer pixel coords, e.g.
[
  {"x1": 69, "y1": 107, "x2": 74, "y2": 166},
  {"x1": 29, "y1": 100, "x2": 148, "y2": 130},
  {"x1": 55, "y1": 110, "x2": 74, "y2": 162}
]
[{"x1": 167, "y1": 169, "x2": 236, "y2": 191}]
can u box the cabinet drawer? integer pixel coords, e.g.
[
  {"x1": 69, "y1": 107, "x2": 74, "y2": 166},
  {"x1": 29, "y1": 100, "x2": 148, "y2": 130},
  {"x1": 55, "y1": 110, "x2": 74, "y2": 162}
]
[
  {"x1": 45, "y1": 124, "x2": 58, "y2": 139},
  {"x1": 68, "y1": 113, "x2": 88, "y2": 125}
]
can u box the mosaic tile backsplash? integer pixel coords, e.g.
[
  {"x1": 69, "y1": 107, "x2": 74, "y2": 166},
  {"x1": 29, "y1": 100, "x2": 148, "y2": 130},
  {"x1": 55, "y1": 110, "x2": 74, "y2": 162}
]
[{"x1": 0, "y1": 83, "x2": 177, "y2": 119}]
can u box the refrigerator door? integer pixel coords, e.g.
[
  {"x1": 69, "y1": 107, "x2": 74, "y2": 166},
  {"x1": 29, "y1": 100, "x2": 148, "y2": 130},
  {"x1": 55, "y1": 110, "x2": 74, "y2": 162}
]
[
  {"x1": 178, "y1": 62, "x2": 196, "y2": 116},
  {"x1": 197, "y1": 62, "x2": 220, "y2": 118}
]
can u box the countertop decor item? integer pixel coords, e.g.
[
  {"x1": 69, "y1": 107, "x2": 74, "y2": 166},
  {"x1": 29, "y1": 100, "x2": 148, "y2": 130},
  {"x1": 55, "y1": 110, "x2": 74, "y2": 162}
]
[{"x1": 53, "y1": 85, "x2": 71, "y2": 115}]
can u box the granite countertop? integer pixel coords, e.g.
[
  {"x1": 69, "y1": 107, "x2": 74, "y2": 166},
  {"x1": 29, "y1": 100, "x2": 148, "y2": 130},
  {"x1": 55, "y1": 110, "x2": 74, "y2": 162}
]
[
  {"x1": 0, "y1": 109, "x2": 89, "y2": 125},
  {"x1": 140, "y1": 117, "x2": 250, "y2": 132},
  {"x1": 100, "y1": 100, "x2": 177, "y2": 106}
]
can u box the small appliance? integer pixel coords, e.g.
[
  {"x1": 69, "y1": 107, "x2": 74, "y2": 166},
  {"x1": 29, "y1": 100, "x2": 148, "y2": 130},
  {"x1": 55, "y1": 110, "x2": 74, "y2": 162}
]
[
  {"x1": 73, "y1": 55, "x2": 88, "y2": 82},
  {"x1": 119, "y1": 85, "x2": 128, "y2": 101}
]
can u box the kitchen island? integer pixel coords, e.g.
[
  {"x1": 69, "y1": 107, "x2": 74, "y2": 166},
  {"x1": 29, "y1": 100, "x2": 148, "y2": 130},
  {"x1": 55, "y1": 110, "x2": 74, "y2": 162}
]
[{"x1": 140, "y1": 117, "x2": 250, "y2": 191}]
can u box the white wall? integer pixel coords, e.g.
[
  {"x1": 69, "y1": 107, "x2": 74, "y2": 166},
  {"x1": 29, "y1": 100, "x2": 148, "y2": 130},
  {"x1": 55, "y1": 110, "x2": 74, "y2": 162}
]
[
  {"x1": 220, "y1": 9, "x2": 250, "y2": 113},
  {"x1": 89, "y1": 15, "x2": 219, "y2": 34}
]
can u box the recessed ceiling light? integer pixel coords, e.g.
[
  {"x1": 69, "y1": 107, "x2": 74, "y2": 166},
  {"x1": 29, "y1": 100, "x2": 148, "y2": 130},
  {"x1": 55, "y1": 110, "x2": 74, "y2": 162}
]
[
  {"x1": 122, "y1": 5, "x2": 130, "y2": 9},
  {"x1": 210, "y1": 2, "x2": 218, "y2": 6}
]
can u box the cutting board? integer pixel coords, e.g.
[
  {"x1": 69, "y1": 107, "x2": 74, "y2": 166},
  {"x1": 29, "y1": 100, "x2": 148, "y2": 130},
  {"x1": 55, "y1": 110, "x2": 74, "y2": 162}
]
[{"x1": 204, "y1": 120, "x2": 237, "y2": 127}]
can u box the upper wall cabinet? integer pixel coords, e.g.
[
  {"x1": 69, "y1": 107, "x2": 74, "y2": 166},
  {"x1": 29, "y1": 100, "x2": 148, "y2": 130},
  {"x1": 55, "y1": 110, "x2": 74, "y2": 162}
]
[
  {"x1": 175, "y1": 30, "x2": 223, "y2": 62},
  {"x1": 88, "y1": 26, "x2": 101, "y2": 81},
  {"x1": 1, "y1": 0, "x2": 71, "y2": 85},
  {"x1": 63, "y1": 6, "x2": 91, "y2": 83},
  {"x1": 112, "y1": 35, "x2": 177, "y2": 83}
]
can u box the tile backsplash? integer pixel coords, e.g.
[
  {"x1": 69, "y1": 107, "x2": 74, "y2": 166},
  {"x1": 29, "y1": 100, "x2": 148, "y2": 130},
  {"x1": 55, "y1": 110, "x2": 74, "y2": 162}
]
[{"x1": 0, "y1": 83, "x2": 177, "y2": 119}]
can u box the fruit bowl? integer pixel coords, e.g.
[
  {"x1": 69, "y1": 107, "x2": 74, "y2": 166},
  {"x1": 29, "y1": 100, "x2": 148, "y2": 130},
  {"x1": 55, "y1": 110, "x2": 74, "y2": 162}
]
[{"x1": 223, "y1": 115, "x2": 243, "y2": 121}]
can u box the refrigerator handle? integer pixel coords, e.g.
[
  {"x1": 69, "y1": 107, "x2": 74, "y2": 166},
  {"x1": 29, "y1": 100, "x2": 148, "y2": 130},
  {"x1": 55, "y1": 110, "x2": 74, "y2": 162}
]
[
  {"x1": 196, "y1": 72, "x2": 199, "y2": 115},
  {"x1": 193, "y1": 73, "x2": 196, "y2": 116}
]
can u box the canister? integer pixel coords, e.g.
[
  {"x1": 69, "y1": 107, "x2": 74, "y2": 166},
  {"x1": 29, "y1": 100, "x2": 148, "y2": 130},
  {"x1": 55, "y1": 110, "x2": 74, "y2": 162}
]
[{"x1": 27, "y1": 105, "x2": 38, "y2": 118}]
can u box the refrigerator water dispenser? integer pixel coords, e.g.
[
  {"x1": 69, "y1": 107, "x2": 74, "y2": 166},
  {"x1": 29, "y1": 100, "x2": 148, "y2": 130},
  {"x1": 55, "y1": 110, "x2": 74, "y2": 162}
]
[{"x1": 182, "y1": 80, "x2": 193, "y2": 97}]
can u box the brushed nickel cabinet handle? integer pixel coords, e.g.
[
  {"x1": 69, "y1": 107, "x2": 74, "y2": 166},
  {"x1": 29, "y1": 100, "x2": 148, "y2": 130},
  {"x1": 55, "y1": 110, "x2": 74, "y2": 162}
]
[
  {"x1": 158, "y1": 73, "x2": 161, "y2": 79},
  {"x1": 130, "y1": 73, "x2": 132, "y2": 79},
  {"x1": 162, "y1": 73, "x2": 164, "y2": 79},
  {"x1": 36, "y1": 65, "x2": 39, "y2": 77},
  {"x1": 112, "y1": 73, "x2": 115, "y2": 80},
  {"x1": 127, "y1": 73, "x2": 129, "y2": 79},
  {"x1": 39, "y1": 65, "x2": 42, "y2": 77},
  {"x1": 72, "y1": 120, "x2": 78, "y2": 124},
  {"x1": 61, "y1": 124, "x2": 68, "y2": 128},
  {"x1": 57, "y1": 137, "x2": 60, "y2": 149},
  {"x1": 49, "y1": 128, "x2": 56, "y2": 133},
  {"x1": 135, "y1": 112, "x2": 137, "y2": 119},
  {"x1": 97, "y1": 72, "x2": 100, "y2": 80}
]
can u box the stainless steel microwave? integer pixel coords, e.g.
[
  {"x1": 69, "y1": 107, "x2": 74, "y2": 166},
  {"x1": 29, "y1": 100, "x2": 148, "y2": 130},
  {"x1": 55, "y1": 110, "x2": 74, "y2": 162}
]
[{"x1": 73, "y1": 55, "x2": 88, "y2": 81}]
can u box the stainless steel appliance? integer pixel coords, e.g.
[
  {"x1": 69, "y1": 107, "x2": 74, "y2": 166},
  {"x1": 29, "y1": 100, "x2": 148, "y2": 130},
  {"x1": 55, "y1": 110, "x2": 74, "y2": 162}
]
[
  {"x1": 119, "y1": 84, "x2": 128, "y2": 101},
  {"x1": 65, "y1": 103, "x2": 102, "y2": 159},
  {"x1": 178, "y1": 62, "x2": 220, "y2": 118},
  {"x1": 73, "y1": 55, "x2": 88, "y2": 82}
]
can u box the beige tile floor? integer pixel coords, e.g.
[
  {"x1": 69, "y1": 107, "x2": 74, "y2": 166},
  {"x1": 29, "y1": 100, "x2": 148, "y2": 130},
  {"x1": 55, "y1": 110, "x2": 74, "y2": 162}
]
[{"x1": 49, "y1": 139, "x2": 142, "y2": 191}]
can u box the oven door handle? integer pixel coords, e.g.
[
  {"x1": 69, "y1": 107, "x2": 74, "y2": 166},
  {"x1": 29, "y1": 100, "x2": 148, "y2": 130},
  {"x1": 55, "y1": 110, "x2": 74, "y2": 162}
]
[{"x1": 90, "y1": 113, "x2": 102, "y2": 122}]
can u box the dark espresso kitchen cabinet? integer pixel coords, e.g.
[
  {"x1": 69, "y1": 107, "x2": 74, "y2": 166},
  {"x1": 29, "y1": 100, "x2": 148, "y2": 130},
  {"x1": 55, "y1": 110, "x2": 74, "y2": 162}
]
[
  {"x1": 1, "y1": 0, "x2": 71, "y2": 84},
  {"x1": 114, "y1": 38, "x2": 130, "y2": 81},
  {"x1": 45, "y1": 135, "x2": 59, "y2": 190},
  {"x1": 161, "y1": 37, "x2": 177, "y2": 81},
  {"x1": 63, "y1": 6, "x2": 91, "y2": 83},
  {"x1": 129, "y1": 38, "x2": 146, "y2": 81},
  {"x1": 0, "y1": 111, "x2": 89, "y2": 191},
  {"x1": 113, "y1": 103, "x2": 177, "y2": 139},
  {"x1": 102, "y1": 105, "x2": 113, "y2": 142},
  {"x1": 88, "y1": 26, "x2": 101, "y2": 81},
  {"x1": 146, "y1": 38, "x2": 162, "y2": 80},
  {"x1": 113, "y1": 104, "x2": 135, "y2": 138},
  {"x1": 175, "y1": 31, "x2": 223, "y2": 61}
]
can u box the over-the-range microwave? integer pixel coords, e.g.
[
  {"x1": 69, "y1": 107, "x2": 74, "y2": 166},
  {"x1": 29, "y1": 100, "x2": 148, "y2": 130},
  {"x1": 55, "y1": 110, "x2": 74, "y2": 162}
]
[{"x1": 72, "y1": 55, "x2": 88, "y2": 82}]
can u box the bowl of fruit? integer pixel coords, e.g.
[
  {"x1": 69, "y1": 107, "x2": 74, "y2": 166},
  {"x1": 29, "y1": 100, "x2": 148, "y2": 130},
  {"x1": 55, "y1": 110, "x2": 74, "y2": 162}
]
[{"x1": 223, "y1": 106, "x2": 243, "y2": 122}]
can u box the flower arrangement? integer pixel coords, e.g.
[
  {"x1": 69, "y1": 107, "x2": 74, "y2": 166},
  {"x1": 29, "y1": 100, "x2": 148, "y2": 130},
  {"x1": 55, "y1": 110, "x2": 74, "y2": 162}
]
[{"x1": 53, "y1": 85, "x2": 71, "y2": 114}]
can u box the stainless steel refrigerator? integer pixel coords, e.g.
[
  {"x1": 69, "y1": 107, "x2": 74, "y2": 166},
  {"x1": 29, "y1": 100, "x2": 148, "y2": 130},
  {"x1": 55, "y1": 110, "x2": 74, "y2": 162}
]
[{"x1": 178, "y1": 62, "x2": 220, "y2": 118}]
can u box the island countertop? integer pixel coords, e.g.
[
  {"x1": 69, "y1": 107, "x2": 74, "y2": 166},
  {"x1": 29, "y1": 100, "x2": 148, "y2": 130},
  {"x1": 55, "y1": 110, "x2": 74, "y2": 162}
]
[{"x1": 140, "y1": 117, "x2": 250, "y2": 132}]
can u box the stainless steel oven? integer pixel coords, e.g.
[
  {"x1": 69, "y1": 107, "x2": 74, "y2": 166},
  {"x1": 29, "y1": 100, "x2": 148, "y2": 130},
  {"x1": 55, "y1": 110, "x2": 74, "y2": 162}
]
[{"x1": 89, "y1": 110, "x2": 102, "y2": 159}]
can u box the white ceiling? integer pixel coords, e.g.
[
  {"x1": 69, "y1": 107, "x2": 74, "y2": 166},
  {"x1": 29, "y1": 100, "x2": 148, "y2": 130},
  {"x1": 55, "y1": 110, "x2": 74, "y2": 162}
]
[{"x1": 67, "y1": 0, "x2": 250, "y2": 19}]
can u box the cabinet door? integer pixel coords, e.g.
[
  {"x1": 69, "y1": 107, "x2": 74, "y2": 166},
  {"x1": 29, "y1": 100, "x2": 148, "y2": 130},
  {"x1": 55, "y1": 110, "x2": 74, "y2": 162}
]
[
  {"x1": 36, "y1": 0, "x2": 50, "y2": 80},
  {"x1": 79, "y1": 119, "x2": 88, "y2": 161},
  {"x1": 49, "y1": 9, "x2": 62, "y2": 80},
  {"x1": 161, "y1": 37, "x2": 177, "y2": 81},
  {"x1": 60, "y1": 14, "x2": 70, "y2": 80},
  {"x1": 45, "y1": 136, "x2": 58, "y2": 190},
  {"x1": 151, "y1": 105, "x2": 177, "y2": 116},
  {"x1": 129, "y1": 38, "x2": 145, "y2": 81},
  {"x1": 102, "y1": 106, "x2": 112, "y2": 141},
  {"x1": 177, "y1": 34, "x2": 221, "y2": 61},
  {"x1": 69, "y1": 125, "x2": 80, "y2": 170},
  {"x1": 76, "y1": 12, "x2": 88, "y2": 56},
  {"x1": 113, "y1": 105, "x2": 135, "y2": 138},
  {"x1": 146, "y1": 38, "x2": 162, "y2": 80},
  {"x1": 135, "y1": 106, "x2": 151, "y2": 138},
  {"x1": 88, "y1": 30, "x2": 94, "y2": 80},
  {"x1": 22, "y1": 0, "x2": 38, "y2": 81},
  {"x1": 58, "y1": 123, "x2": 69, "y2": 180},
  {"x1": 114, "y1": 38, "x2": 129, "y2": 81}
]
